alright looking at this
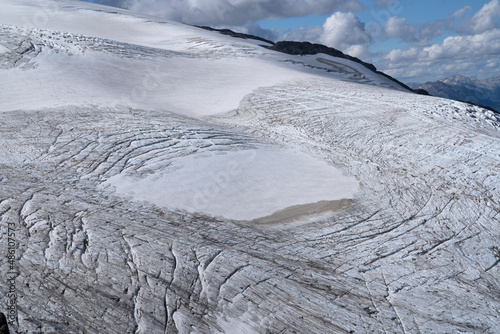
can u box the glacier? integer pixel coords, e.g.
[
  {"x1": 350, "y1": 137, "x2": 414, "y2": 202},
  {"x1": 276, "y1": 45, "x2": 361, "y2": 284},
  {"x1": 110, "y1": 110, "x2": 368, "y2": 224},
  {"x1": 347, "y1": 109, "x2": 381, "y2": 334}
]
[{"x1": 1, "y1": 0, "x2": 499, "y2": 333}]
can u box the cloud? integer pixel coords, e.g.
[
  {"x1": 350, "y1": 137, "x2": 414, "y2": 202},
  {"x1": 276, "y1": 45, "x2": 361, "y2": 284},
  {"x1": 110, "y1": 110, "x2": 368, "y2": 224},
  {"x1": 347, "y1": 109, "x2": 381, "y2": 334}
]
[
  {"x1": 384, "y1": 47, "x2": 420, "y2": 62},
  {"x1": 385, "y1": 16, "x2": 412, "y2": 38},
  {"x1": 279, "y1": 11, "x2": 372, "y2": 60},
  {"x1": 385, "y1": 16, "x2": 448, "y2": 46},
  {"x1": 377, "y1": 2, "x2": 500, "y2": 82},
  {"x1": 425, "y1": 29, "x2": 500, "y2": 60},
  {"x1": 344, "y1": 44, "x2": 371, "y2": 60},
  {"x1": 374, "y1": 0, "x2": 394, "y2": 8},
  {"x1": 340, "y1": 1, "x2": 365, "y2": 12},
  {"x1": 380, "y1": 1, "x2": 498, "y2": 49},
  {"x1": 469, "y1": 0, "x2": 500, "y2": 34},
  {"x1": 321, "y1": 12, "x2": 371, "y2": 49},
  {"x1": 225, "y1": 22, "x2": 281, "y2": 42},
  {"x1": 450, "y1": 6, "x2": 471, "y2": 19},
  {"x1": 91, "y1": 0, "x2": 363, "y2": 26},
  {"x1": 379, "y1": 28, "x2": 500, "y2": 82}
]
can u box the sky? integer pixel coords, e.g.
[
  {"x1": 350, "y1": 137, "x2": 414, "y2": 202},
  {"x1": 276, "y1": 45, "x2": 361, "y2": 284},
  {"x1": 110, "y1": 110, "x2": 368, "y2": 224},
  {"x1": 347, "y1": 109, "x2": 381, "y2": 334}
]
[{"x1": 82, "y1": 0, "x2": 500, "y2": 84}]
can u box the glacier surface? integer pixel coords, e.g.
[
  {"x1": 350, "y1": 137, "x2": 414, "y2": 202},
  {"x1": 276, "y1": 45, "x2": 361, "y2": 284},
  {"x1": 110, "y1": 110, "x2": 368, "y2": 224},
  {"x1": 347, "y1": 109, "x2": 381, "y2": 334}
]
[{"x1": 0, "y1": 1, "x2": 499, "y2": 333}]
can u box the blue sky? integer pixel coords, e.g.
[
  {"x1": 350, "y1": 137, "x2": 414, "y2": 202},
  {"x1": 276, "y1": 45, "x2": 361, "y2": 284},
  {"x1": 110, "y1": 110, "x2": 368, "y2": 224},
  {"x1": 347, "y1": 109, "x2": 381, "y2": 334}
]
[
  {"x1": 259, "y1": 1, "x2": 486, "y2": 46},
  {"x1": 84, "y1": 0, "x2": 500, "y2": 83},
  {"x1": 259, "y1": 1, "x2": 486, "y2": 44}
]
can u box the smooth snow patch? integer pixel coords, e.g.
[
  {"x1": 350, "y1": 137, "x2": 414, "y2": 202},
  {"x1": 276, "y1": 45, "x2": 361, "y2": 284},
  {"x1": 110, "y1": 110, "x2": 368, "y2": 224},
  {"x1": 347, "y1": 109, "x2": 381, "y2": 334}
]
[
  {"x1": 0, "y1": 44, "x2": 312, "y2": 116},
  {"x1": 104, "y1": 149, "x2": 358, "y2": 221}
]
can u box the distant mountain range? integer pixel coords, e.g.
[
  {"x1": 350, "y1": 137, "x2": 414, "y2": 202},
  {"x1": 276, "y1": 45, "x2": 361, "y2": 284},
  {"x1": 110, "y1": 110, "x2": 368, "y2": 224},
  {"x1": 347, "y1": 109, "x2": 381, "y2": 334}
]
[{"x1": 414, "y1": 75, "x2": 500, "y2": 112}]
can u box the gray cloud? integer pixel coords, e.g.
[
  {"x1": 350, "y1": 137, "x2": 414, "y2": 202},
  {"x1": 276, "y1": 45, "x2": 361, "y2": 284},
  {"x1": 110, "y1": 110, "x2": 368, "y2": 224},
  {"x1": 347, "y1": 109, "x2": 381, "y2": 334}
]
[
  {"x1": 385, "y1": 16, "x2": 449, "y2": 46},
  {"x1": 374, "y1": 0, "x2": 395, "y2": 8},
  {"x1": 449, "y1": 6, "x2": 471, "y2": 19},
  {"x1": 90, "y1": 0, "x2": 363, "y2": 26}
]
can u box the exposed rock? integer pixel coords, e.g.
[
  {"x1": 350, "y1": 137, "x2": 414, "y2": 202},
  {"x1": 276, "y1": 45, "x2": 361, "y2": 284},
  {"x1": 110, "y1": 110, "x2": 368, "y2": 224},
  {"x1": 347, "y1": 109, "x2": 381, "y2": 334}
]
[
  {"x1": 0, "y1": 313, "x2": 9, "y2": 334},
  {"x1": 270, "y1": 41, "x2": 374, "y2": 69},
  {"x1": 195, "y1": 26, "x2": 274, "y2": 45},
  {"x1": 413, "y1": 88, "x2": 430, "y2": 95}
]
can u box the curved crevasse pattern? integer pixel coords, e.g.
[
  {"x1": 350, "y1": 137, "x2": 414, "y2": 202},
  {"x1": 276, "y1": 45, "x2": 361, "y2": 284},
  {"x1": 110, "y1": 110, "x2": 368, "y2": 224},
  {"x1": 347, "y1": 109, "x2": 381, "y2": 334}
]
[{"x1": 0, "y1": 1, "x2": 499, "y2": 333}]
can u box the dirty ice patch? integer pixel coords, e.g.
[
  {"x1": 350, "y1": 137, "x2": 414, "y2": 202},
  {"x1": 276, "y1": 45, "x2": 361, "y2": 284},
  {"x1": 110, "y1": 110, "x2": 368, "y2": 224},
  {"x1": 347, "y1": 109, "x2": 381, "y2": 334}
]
[{"x1": 104, "y1": 149, "x2": 358, "y2": 221}]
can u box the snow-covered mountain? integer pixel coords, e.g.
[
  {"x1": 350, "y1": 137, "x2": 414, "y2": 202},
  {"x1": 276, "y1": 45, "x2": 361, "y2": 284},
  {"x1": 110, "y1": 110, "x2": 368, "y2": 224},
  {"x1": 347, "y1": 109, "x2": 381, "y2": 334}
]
[
  {"x1": 416, "y1": 75, "x2": 500, "y2": 112},
  {"x1": 1, "y1": 0, "x2": 500, "y2": 333}
]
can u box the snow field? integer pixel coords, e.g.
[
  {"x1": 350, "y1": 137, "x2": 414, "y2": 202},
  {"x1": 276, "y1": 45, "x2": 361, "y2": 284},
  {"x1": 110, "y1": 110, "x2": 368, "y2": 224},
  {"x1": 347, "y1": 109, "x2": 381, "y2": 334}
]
[
  {"x1": 1, "y1": 1, "x2": 500, "y2": 333},
  {"x1": 104, "y1": 149, "x2": 359, "y2": 221}
]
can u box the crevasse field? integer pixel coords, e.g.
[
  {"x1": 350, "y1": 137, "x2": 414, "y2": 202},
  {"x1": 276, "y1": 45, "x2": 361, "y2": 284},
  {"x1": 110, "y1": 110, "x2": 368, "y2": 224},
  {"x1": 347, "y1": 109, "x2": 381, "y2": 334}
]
[{"x1": 1, "y1": 1, "x2": 499, "y2": 333}]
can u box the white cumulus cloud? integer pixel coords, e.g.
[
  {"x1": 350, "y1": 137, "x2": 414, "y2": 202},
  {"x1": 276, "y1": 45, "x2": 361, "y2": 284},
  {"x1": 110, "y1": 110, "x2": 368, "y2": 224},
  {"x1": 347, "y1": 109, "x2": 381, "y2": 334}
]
[
  {"x1": 469, "y1": 0, "x2": 500, "y2": 34},
  {"x1": 379, "y1": 28, "x2": 500, "y2": 82},
  {"x1": 385, "y1": 16, "x2": 411, "y2": 38},
  {"x1": 321, "y1": 12, "x2": 371, "y2": 49}
]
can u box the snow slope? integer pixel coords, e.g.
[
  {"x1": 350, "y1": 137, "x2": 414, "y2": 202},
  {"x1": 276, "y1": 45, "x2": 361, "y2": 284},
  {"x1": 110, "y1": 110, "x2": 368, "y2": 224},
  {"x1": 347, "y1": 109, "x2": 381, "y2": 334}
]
[
  {"x1": 1, "y1": 0, "x2": 500, "y2": 333},
  {"x1": 103, "y1": 149, "x2": 358, "y2": 222}
]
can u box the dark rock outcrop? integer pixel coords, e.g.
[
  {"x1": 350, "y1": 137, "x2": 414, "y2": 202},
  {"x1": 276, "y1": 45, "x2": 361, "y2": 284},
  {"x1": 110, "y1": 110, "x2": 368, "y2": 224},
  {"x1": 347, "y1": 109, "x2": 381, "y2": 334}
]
[
  {"x1": 0, "y1": 313, "x2": 10, "y2": 334},
  {"x1": 195, "y1": 26, "x2": 274, "y2": 45},
  {"x1": 269, "y1": 41, "x2": 376, "y2": 72},
  {"x1": 413, "y1": 88, "x2": 430, "y2": 96}
]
